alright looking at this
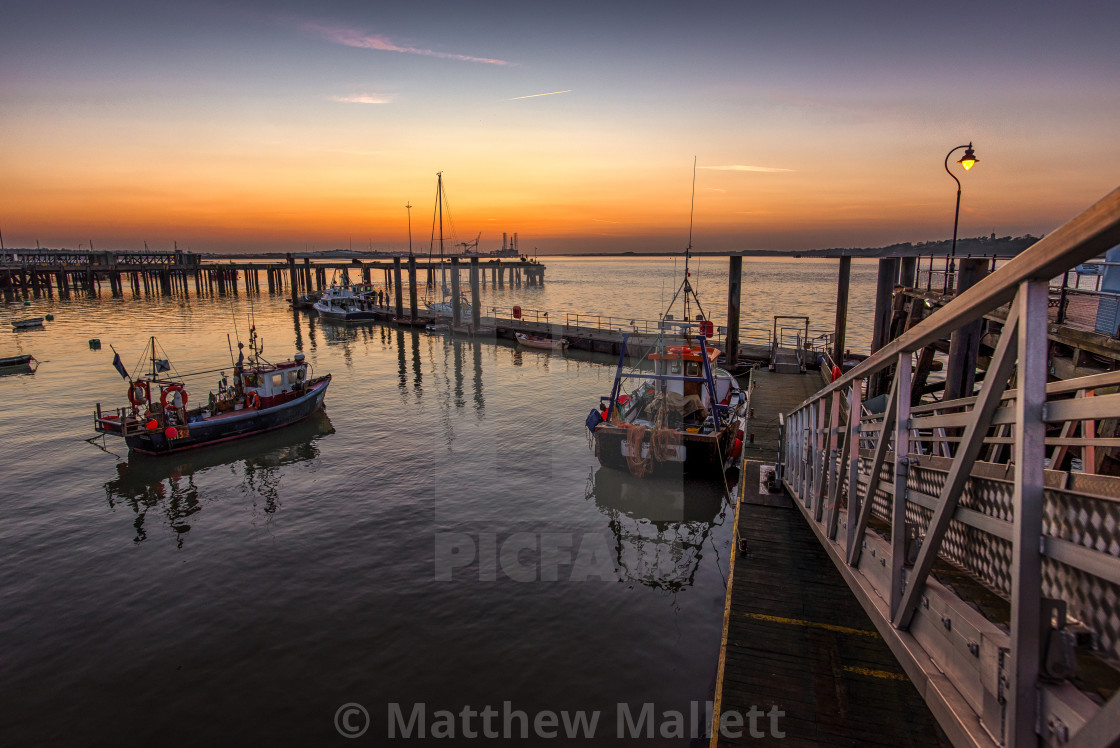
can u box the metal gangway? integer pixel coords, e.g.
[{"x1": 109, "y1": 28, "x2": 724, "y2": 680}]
[{"x1": 779, "y1": 188, "x2": 1120, "y2": 748}]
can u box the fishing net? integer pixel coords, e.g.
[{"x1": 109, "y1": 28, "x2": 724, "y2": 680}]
[{"x1": 625, "y1": 425, "x2": 653, "y2": 478}]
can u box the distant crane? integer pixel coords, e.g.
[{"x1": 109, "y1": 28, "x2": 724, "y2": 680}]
[{"x1": 456, "y1": 232, "x2": 481, "y2": 256}]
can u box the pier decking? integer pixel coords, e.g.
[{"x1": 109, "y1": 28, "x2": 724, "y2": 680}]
[{"x1": 713, "y1": 369, "x2": 948, "y2": 746}]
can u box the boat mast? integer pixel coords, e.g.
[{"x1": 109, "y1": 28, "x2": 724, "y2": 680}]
[
  {"x1": 406, "y1": 202, "x2": 413, "y2": 257},
  {"x1": 661, "y1": 158, "x2": 708, "y2": 334},
  {"x1": 438, "y1": 172, "x2": 446, "y2": 298}
]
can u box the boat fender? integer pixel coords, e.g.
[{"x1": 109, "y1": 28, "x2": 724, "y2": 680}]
[
  {"x1": 296, "y1": 368, "x2": 306, "y2": 381},
  {"x1": 160, "y1": 385, "x2": 189, "y2": 409},
  {"x1": 246, "y1": 391, "x2": 261, "y2": 409},
  {"x1": 830, "y1": 365, "x2": 842, "y2": 382},
  {"x1": 586, "y1": 409, "x2": 604, "y2": 433}
]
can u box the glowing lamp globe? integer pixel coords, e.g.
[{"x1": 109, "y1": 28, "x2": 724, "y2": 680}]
[{"x1": 958, "y1": 144, "x2": 978, "y2": 171}]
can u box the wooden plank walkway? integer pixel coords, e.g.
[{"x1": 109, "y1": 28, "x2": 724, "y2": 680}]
[{"x1": 711, "y1": 369, "x2": 950, "y2": 747}]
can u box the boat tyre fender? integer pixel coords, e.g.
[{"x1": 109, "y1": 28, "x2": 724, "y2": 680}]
[
  {"x1": 246, "y1": 391, "x2": 261, "y2": 409},
  {"x1": 296, "y1": 368, "x2": 305, "y2": 381},
  {"x1": 160, "y1": 385, "x2": 188, "y2": 410},
  {"x1": 128, "y1": 380, "x2": 150, "y2": 407}
]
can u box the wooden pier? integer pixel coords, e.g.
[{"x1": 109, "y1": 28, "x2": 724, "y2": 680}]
[
  {"x1": 712, "y1": 369, "x2": 949, "y2": 746},
  {"x1": 0, "y1": 248, "x2": 546, "y2": 301}
]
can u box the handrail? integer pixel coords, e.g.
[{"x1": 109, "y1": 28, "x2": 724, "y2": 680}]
[{"x1": 806, "y1": 187, "x2": 1120, "y2": 408}]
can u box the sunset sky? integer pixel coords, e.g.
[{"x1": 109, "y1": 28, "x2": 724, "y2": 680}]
[{"x1": 2, "y1": 0, "x2": 1118, "y2": 254}]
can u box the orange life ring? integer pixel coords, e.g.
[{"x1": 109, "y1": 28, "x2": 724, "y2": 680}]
[
  {"x1": 246, "y1": 391, "x2": 261, "y2": 409},
  {"x1": 666, "y1": 345, "x2": 693, "y2": 355},
  {"x1": 160, "y1": 385, "x2": 189, "y2": 409},
  {"x1": 128, "y1": 380, "x2": 150, "y2": 407}
]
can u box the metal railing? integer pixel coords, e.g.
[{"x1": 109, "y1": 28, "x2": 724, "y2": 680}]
[{"x1": 779, "y1": 187, "x2": 1120, "y2": 748}]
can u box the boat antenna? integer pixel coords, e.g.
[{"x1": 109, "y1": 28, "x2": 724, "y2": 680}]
[{"x1": 661, "y1": 157, "x2": 708, "y2": 330}]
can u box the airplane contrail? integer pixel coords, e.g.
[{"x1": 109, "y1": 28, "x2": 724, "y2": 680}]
[{"x1": 509, "y1": 89, "x2": 572, "y2": 100}]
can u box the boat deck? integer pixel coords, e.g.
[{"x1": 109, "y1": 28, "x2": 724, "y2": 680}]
[{"x1": 711, "y1": 369, "x2": 949, "y2": 746}]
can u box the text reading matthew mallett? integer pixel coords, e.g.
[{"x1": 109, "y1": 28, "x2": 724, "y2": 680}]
[{"x1": 386, "y1": 701, "x2": 786, "y2": 740}]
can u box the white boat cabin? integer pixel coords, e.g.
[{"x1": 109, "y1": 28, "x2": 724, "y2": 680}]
[{"x1": 239, "y1": 353, "x2": 309, "y2": 402}]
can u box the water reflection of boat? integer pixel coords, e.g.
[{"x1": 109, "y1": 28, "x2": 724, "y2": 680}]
[
  {"x1": 103, "y1": 410, "x2": 334, "y2": 546},
  {"x1": 585, "y1": 467, "x2": 729, "y2": 590}
]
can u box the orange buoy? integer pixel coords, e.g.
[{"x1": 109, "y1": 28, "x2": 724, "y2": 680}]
[
  {"x1": 830, "y1": 365, "x2": 842, "y2": 382},
  {"x1": 146, "y1": 419, "x2": 159, "y2": 431},
  {"x1": 164, "y1": 427, "x2": 178, "y2": 439}
]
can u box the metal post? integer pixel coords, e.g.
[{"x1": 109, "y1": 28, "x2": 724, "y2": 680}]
[
  {"x1": 890, "y1": 352, "x2": 912, "y2": 620},
  {"x1": 726, "y1": 256, "x2": 742, "y2": 368},
  {"x1": 1008, "y1": 280, "x2": 1046, "y2": 748},
  {"x1": 844, "y1": 380, "x2": 863, "y2": 551}
]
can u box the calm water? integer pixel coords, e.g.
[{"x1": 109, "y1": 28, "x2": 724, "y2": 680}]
[{"x1": 0, "y1": 257, "x2": 877, "y2": 746}]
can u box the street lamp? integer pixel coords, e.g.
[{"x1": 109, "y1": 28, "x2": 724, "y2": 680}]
[{"x1": 944, "y1": 142, "x2": 979, "y2": 290}]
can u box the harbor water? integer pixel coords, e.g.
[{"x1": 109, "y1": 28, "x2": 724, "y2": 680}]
[{"x1": 0, "y1": 256, "x2": 879, "y2": 745}]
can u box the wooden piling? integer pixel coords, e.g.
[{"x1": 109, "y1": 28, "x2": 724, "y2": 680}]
[
  {"x1": 898, "y1": 256, "x2": 917, "y2": 288},
  {"x1": 393, "y1": 257, "x2": 405, "y2": 319},
  {"x1": 944, "y1": 258, "x2": 990, "y2": 400},
  {"x1": 470, "y1": 257, "x2": 481, "y2": 330},
  {"x1": 869, "y1": 258, "x2": 899, "y2": 397},
  {"x1": 446, "y1": 258, "x2": 460, "y2": 326},
  {"x1": 407, "y1": 255, "x2": 418, "y2": 320},
  {"x1": 726, "y1": 256, "x2": 742, "y2": 369},
  {"x1": 832, "y1": 255, "x2": 851, "y2": 367}
]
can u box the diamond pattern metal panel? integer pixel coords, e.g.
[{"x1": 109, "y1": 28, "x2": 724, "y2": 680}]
[{"x1": 851, "y1": 432, "x2": 1120, "y2": 660}]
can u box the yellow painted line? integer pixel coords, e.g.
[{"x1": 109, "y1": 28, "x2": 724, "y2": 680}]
[
  {"x1": 710, "y1": 479, "x2": 745, "y2": 747},
  {"x1": 843, "y1": 665, "x2": 910, "y2": 681},
  {"x1": 740, "y1": 612, "x2": 881, "y2": 638}
]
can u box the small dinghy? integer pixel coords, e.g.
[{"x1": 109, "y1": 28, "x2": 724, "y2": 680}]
[
  {"x1": 515, "y1": 332, "x2": 569, "y2": 350},
  {"x1": 0, "y1": 354, "x2": 37, "y2": 373},
  {"x1": 12, "y1": 318, "x2": 44, "y2": 329}
]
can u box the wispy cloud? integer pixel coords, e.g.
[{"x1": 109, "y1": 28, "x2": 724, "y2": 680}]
[
  {"x1": 705, "y1": 187, "x2": 727, "y2": 192},
  {"x1": 302, "y1": 21, "x2": 508, "y2": 65},
  {"x1": 509, "y1": 89, "x2": 572, "y2": 100},
  {"x1": 700, "y1": 164, "x2": 794, "y2": 173},
  {"x1": 329, "y1": 93, "x2": 393, "y2": 104},
  {"x1": 590, "y1": 218, "x2": 620, "y2": 224}
]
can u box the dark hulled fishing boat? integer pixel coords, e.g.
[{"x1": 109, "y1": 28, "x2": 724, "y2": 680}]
[
  {"x1": 587, "y1": 158, "x2": 747, "y2": 478},
  {"x1": 94, "y1": 328, "x2": 330, "y2": 455}
]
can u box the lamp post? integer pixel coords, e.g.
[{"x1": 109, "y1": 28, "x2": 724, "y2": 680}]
[{"x1": 944, "y1": 142, "x2": 978, "y2": 292}]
